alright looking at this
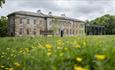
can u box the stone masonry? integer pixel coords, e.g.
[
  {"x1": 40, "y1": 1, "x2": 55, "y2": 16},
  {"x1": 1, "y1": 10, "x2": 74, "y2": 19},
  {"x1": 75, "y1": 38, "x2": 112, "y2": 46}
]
[{"x1": 7, "y1": 10, "x2": 85, "y2": 36}]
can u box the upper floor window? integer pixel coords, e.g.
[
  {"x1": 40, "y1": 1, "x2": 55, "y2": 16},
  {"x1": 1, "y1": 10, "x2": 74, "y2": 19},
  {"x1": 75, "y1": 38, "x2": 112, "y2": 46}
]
[
  {"x1": 69, "y1": 23, "x2": 71, "y2": 27},
  {"x1": 39, "y1": 20, "x2": 43, "y2": 25},
  {"x1": 59, "y1": 29, "x2": 61, "y2": 34},
  {"x1": 73, "y1": 30, "x2": 74, "y2": 35},
  {"x1": 19, "y1": 28, "x2": 22, "y2": 35},
  {"x1": 34, "y1": 19, "x2": 36, "y2": 24},
  {"x1": 73, "y1": 23, "x2": 75, "y2": 28},
  {"x1": 79, "y1": 30, "x2": 82, "y2": 34},
  {"x1": 27, "y1": 19, "x2": 30, "y2": 24},
  {"x1": 20, "y1": 18, "x2": 23, "y2": 24},
  {"x1": 79, "y1": 30, "x2": 84, "y2": 35},
  {"x1": 76, "y1": 24, "x2": 78, "y2": 28},
  {"x1": 76, "y1": 30, "x2": 78, "y2": 35},
  {"x1": 70, "y1": 29, "x2": 72, "y2": 35},
  {"x1": 33, "y1": 28, "x2": 36, "y2": 35},
  {"x1": 49, "y1": 21, "x2": 52, "y2": 26},
  {"x1": 80, "y1": 24, "x2": 84, "y2": 28},
  {"x1": 66, "y1": 29, "x2": 68, "y2": 35},
  {"x1": 27, "y1": 29, "x2": 29, "y2": 35}
]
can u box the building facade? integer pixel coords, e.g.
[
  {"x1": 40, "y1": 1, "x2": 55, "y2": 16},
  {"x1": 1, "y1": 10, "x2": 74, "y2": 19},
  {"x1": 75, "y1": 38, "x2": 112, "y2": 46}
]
[{"x1": 7, "y1": 10, "x2": 85, "y2": 36}]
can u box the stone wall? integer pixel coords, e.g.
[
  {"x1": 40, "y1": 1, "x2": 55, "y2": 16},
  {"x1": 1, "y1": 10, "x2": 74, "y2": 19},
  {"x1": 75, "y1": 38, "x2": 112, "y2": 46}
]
[
  {"x1": 47, "y1": 18, "x2": 85, "y2": 36},
  {"x1": 8, "y1": 13, "x2": 85, "y2": 36},
  {"x1": 14, "y1": 15, "x2": 46, "y2": 36}
]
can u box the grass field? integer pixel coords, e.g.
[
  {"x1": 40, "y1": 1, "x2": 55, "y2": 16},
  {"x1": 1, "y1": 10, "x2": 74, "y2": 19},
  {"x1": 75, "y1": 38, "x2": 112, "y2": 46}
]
[{"x1": 0, "y1": 36, "x2": 115, "y2": 70}]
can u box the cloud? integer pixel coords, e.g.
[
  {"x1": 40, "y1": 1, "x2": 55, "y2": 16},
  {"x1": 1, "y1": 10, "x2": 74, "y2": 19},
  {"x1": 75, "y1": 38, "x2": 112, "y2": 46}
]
[{"x1": 0, "y1": 0, "x2": 115, "y2": 20}]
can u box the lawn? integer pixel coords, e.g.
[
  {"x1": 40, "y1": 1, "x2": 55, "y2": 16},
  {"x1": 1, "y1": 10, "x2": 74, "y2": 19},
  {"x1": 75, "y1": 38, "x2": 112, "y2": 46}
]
[{"x1": 0, "y1": 36, "x2": 115, "y2": 70}]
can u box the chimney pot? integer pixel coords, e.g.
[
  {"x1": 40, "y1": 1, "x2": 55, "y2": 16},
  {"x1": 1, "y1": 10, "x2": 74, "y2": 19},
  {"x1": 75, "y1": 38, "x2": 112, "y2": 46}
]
[
  {"x1": 61, "y1": 14, "x2": 66, "y2": 17},
  {"x1": 37, "y1": 10, "x2": 41, "y2": 13},
  {"x1": 48, "y1": 12, "x2": 52, "y2": 16}
]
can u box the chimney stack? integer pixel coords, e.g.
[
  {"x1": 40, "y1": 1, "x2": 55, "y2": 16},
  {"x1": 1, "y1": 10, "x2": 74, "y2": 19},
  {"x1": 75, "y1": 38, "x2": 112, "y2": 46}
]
[
  {"x1": 37, "y1": 10, "x2": 42, "y2": 14},
  {"x1": 48, "y1": 12, "x2": 52, "y2": 16},
  {"x1": 61, "y1": 14, "x2": 66, "y2": 17}
]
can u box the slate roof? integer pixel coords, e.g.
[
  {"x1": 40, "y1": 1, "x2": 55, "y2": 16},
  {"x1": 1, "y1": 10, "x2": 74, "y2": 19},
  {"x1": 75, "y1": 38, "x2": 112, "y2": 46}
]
[{"x1": 8, "y1": 11, "x2": 84, "y2": 22}]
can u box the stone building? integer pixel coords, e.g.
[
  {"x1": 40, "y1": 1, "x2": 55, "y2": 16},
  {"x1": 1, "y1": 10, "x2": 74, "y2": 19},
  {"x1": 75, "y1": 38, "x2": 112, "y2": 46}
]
[{"x1": 7, "y1": 10, "x2": 85, "y2": 36}]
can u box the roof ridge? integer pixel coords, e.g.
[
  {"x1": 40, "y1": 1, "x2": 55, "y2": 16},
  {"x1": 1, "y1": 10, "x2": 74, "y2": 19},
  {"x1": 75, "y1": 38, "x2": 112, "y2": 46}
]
[{"x1": 7, "y1": 11, "x2": 84, "y2": 22}]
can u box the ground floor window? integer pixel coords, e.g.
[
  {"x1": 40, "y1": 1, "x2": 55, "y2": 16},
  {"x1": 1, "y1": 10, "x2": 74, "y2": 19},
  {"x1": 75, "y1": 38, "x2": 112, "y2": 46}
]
[
  {"x1": 19, "y1": 28, "x2": 22, "y2": 35},
  {"x1": 27, "y1": 29, "x2": 29, "y2": 35},
  {"x1": 33, "y1": 29, "x2": 36, "y2": 35}
]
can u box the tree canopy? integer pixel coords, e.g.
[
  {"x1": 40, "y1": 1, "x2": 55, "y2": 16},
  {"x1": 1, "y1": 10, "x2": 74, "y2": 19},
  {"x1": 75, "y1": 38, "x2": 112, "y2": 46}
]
[
  {"x1": 89, "y1": 14, "x2": 115, "y2": 34},
  {"x1": 0, "y1": 16, "x2": 8, "y2": 37},
  {"x1": 0, "y1": 0, "x2": 5, "y2": 7}
]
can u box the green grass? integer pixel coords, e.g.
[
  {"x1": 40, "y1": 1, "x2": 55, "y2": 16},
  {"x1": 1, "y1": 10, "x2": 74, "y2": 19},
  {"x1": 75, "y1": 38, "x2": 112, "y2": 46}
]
[{"x1": 0, "y1": 36, "x2": 115, "y2": 70}]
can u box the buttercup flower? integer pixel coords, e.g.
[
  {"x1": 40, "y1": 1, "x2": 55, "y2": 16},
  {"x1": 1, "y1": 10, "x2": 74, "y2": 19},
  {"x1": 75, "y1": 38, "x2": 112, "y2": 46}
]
[
  {"x1": 74, "y1": 65, "x2": 88, "y2": 70},
  {"x1": 95, "y1": 54, "x2": 106, "y2": 61},
  {"x1": 14, "y1": 62, "x2": 20, "y2": 67},
  {"x1": 47, "y1": 52, "x2": 52, "y2": 56},
  {"x1": 46, "y1": 44, "x2": 52, "y2": 49},
  {"x1": 76, "y1": 57, "x2": 82, "y2": 62},
  {"x1": 8, "y1": 68, "x2": 13, "y2": 70},
  {"x1": 64, "y1": 47, "x2": 68, "y2": 51},
  {"x1": 60, "y1": 53, "x2": 64, "y2": 57},
  {"x1": 0, "y1": 65, "x2": 4, "y2": 68},
  {"x1": 75, "y1": 44, "x2": 81, "y2": 48}
]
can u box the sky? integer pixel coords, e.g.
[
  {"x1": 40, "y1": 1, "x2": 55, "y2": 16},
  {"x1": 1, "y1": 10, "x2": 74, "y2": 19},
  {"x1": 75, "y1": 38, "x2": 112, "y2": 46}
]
[{"x1": 0, "y1": 0, "x2": 115, "y2": 21}]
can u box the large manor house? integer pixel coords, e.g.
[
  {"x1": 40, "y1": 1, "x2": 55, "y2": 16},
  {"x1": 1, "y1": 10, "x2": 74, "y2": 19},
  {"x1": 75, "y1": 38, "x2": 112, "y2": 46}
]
[{"x1": 8, "y1": 10, "x2": 85, "y2": 36}]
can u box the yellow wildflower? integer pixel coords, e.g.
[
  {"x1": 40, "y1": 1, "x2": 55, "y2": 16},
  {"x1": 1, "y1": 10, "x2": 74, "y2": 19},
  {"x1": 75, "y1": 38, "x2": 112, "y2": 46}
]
[
  {"x1": 64, "y1": 47, "x2": 68, "y2": 51},
  {"x1": 6, "y1": 48, "x2": 10, "y2": 50},
  {"x1": 25, "y1": 48, "x2": 30, "y2": 52},
  {"x1": 14, "y1": 62, "x2": 20, "y2": 67},
  {"x1": 83, "y1": 42, "x2": 86, "y2": 46},
  {"x1": 95, "y1": 54, "x2": 106, "y2": 61},
  {"x1": 75, "y1": 44, "x2": 81, "y2": 48},
  {"x1": 73, "y1": 41, "x2": 77, "y2": 45},
  {"x1": 48, "y1": 49, "x2": 52, "y2": 52},
  {"x1": 5, "y1": 68, "x2": 9, "y2": 70},
  {"x1": 1, "y1": 56, "x2": 4, "y2": 58},
  {"x1": 2, "y1": 52, "x2": 5, "y2": 55},
  {"x1": 46, "y1": 44, "x2": 52, "y2": 49},
  {"x1": 57, "y1": 47, "x2": 63, "y2": 49},
  {"x1": 47, "y1": 52, "x2": 52, "y2": 56},
  {"x1": 0, "y1": 65, "x2": 4, "y2": 68},
  {"x1": 58, "y1": 42, "x2": 62, "y2": 45},
  {"x1": 60, "y1": 53, "x2": 64, "y2": 57},
  {"x1": 11, "y1": 49, "x2": 15, "y2": 52},
  {"x1": 74, "y1": 65, "x2": 88, "y2": 70},
  {"x1": 11, "y1": 54, "x2": 14, "y2": 57},
  {"x1": 19, "y1": 50, "x2": 23, "y2": 53},
  {"x1": 8, "y1": 68, "x2": 13, "y2": 70},
  {"x1": 57, "y1": 40, "x2": 63, "y2": 45},
  {"x1": 76, "y1": 57, "x2": 82, "y2": 62}
]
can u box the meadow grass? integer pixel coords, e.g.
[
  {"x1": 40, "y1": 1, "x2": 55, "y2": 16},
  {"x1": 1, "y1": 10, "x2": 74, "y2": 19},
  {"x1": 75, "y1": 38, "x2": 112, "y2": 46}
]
[{"x1": 0, "y1": 36, "x2": 115, "y2": 70}]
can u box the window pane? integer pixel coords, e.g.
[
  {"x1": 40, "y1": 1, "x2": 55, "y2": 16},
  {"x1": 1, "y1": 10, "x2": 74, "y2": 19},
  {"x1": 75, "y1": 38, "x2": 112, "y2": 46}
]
[
  {"x1": 33, "y1": 29, "x2": 36, "y2": 35},
  {"x1": 19, "y1": 28, "x2": 22, "y2": 34},
  {"x1": 27, "y1": 29, "x2": 29, "y2": 34},
  {"x1": 20, "y1": 18, "x2": 22, "y2": 24},
  {"x1": 27, "y1": 19, "x2": 30, "y2": 24},
  {"x1": 34, "y1": 19, "x2": 36, "y2": 24},
  {"x1": 76, "y1": 30, "x2": 78, "y2": 35}
]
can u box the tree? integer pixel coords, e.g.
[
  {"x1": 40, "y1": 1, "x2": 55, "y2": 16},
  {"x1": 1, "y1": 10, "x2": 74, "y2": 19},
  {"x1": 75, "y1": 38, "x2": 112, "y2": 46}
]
[
  {"x1": 0, "y1": 16, "x2": 8, "y2": 37},
  {"x1": 0, "y1": 0, "x2": 5, "y2": 7},
  {"x1": 89, "y1": 14, "x2": 115, "y2": 34}
]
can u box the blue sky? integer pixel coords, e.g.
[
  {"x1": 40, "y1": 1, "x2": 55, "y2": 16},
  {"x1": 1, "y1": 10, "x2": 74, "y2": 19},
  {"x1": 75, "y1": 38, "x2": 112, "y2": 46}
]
[{"x1": 0, "y1": 0, "x2": 115, "y2": 20}]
